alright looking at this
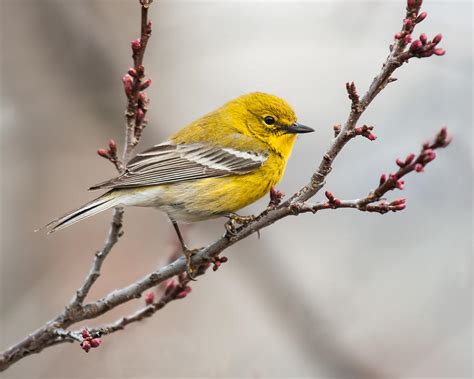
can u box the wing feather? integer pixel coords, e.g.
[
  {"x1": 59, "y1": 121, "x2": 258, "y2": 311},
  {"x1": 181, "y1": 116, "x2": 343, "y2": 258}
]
[{"x1": 89, "y1": 142, "x2": 268, "y2": 190}]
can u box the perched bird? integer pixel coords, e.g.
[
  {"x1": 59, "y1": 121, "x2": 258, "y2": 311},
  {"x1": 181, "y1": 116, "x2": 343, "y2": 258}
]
[{"x1": 44, "y1": 92, "x2": 313, "y2": 275}]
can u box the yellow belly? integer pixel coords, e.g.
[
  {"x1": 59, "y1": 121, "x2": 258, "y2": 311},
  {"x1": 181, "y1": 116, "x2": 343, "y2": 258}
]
[{"x1": 154, "y1": 155, "x2": 285, "y2": 221}]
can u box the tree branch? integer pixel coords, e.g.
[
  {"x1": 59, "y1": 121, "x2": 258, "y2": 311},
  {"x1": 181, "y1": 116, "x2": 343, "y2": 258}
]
[{"x1": 0, "y1": 0, "x2": 450, "y2": 372}]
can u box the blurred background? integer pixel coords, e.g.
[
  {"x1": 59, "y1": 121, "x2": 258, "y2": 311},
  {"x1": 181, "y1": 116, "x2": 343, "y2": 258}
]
[{"x1": 0, "y1": 0, "x2": 472, "y2": 377}]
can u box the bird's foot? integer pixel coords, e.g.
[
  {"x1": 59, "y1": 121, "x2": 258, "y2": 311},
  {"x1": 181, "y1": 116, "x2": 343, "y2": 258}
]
[
  {"x1": 225, "y1": 213, "x2": 256, "y2": 236},
  {"x1": 183, "y1": 248, "x2": 200, "y2": 281}
]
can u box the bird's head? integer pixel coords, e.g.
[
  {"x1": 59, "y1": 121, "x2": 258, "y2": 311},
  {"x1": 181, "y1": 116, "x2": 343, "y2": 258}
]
[{"x1": 225, "y1": 92, "x2": 314, "y2": 156}]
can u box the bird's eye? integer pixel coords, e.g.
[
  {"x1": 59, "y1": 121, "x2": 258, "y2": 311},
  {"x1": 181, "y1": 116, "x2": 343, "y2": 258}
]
[{"x1": 264, "y1": 116, "x2": 275, "y2": 125}]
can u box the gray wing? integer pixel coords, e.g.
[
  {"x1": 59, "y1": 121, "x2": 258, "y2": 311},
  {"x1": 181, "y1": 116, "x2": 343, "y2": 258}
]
[{"x1": 89, "y1": 142, "x2": 268, "y2": 190}]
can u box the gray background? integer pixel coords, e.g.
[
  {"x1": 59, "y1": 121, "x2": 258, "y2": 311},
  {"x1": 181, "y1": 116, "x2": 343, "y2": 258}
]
[{"x1": 0, "y1": 0, "x2": 472, "y2": 377}]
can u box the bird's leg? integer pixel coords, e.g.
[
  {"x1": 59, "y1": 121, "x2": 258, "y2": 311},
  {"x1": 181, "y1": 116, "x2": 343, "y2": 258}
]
[
  {"x1": 170, "y1": 219, "x2": 199, "y2": 280},
  {"x1": 224, "y1": 213, "x2": 256, "y2": 235}
]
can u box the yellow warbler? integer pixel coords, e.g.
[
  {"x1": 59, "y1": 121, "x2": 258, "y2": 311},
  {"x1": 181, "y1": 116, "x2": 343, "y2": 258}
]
[{"x1": 44, "y1": 92, "x2": 313, "y2": 273}]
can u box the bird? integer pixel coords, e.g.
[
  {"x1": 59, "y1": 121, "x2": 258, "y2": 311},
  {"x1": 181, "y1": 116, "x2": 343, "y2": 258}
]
[{"x1": 43, "y1": 92, "x2": 314, "y2": 276}]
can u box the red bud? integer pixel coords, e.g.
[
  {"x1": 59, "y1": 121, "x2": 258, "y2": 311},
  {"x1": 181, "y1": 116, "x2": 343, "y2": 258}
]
[
  {"x1": 415, "y1": 11, "x2": 427, "y2": 23},
  {"x1": 128, "y1": 68, "x2": 137, "y2": 77},
  {"x1": 97, "y1": 149, "x2": 109, "y2": 158},
  {"x1": 419, "y1": 33, "x2": 427, "y2": 44},
  {"x1": 145, "y1": 291, "x2": 155, "y2": 305},
  {"x1": 396, "y1": 158, "x2": 405, "y2": 168},
  {"x1": 81, "y1": 328, "x2": 91, "y2": 339},
  {"x1": 333, "y1": 199, "x2": 342, "y2": 207},
  {"x1": 405, "y1": 34, "x2": 412, "y2": 44},
  {"x1": 131, "y1": 39, "x2": 141, "y2": 51},
  {"x1": 122, "y1": 74, "x2": 134, "y2": 97},
  {"x1": 434, "y1": 48, "x2": 445, "y2": 56},
  {"x1": 432, "y1": 33, "x2": 442, "y2": 45},
  {"x1": 140, "y1": 78, "x2": 152, "y2": 90},
  {"x1": 405, "y1": 153, "x2": 416, "y2": 165},
  {"x1": 415, "y1": 163, "x2": 424, "y2": 172},
  {"x1": 379, "y1": 174, "x2": 387, "y2": 186},
  {"x1": 394, "y1": 32, "x2": 403, "y2": 40},
  {"x1": 90, "y1": 338, "x2": 102, "y2": 348},
  {"x1": 410, "y1": 40, "x2": 423, "y2": 52},
  {"x1": 396, "y1": 180, "x2": 405, "y2": 190},
  {"x1": 81, "y1": 340, "x2": 91, "y2": 353}
]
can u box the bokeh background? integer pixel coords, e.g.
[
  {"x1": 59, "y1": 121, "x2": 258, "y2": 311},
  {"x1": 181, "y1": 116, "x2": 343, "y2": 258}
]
[{"x1": 0, "y1": 0, "x2": 472, "y2": 378}]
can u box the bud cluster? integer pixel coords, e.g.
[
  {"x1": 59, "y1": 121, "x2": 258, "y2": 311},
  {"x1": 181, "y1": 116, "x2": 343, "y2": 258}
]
[
  {"x1": 80, "y1": 328, "x2": 102, "y2": 353},
  {"x1": 353, "y1": 125, "x2": 377, "y2": 141},
  {"x1": 393, "y1": 0, "x2": 445, "y2": 60}
]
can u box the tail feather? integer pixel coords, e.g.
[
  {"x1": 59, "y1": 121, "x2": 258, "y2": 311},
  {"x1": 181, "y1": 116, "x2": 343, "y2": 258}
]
[{"x1": 39, "y1": 191, "x2": 121, "y2": 234}]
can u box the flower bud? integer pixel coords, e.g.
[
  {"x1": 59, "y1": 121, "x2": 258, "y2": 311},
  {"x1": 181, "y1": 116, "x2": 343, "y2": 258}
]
[
  {"x1": 325, "y1": 191, "x2": 334, "y2": 201},
  {"x1": 81, "y1": 328, "x2": 91, "y2": 339},
  {"x1": 434, "y1": 48, "x2": 445, "y2": 56},
  {"x1": 122, "y1": 74, "x2": 134, "y2": 97},
  {"x1": 108, "y1": 139, "x2": 117, "y2": 154},
  {"x1": 90, "y1": 338, "x2": 102, "y2": 348},
  {"x1": 405, "y1": 153, "x2": 416, "y2": 165},
  {"x1": 396, "y1": 180, "x2": 405, "y2": 190},
  {"x1": 432, "y1": 33, "x2": 442, "y2": 45},
  {"x1": 128, "y1": 68, "x2": 137, "y2": 77},
  {"x1": 405, "y1": 34, "x2": 412, "y2": 44},
  {"x1": 131, "y1": 39, "x2": 141, "y2": 51},
  {"x1": 97, "y1": 149, "x2": 109, "y2": 158},
  {"x1": 415, "y1": 11, "x2": 427, "y2": 23},
  {"x1": 396, "y1": 158, "x2": 405, "y2": 168},
  {"x1": 410, "y1": 40, "x2": 423, "y2": 52},
  {"x1": 81, "y1": 340, "x2": 91, "y2": 353},
  {"x1": 379, "y1": 174, "x2": 387, "y2": 186},
  {"x1": 140, "y1": 78, "x2": 152, "y2": 90},
  {"x1": 394, "y1": 32, "x2": 403, "y2": 40},
  {"x1": 333, "y1": 199, "x2": 342, "y2": 207},
  {"x1": 145, "y1": 291, "x2": 155, "y2": 305},
  {"x1": 415, "y1": 163, "x2": 424, "y2": 172},
  {"x1": 419, "y1": 33, "x2": 427, "y2": 44}
]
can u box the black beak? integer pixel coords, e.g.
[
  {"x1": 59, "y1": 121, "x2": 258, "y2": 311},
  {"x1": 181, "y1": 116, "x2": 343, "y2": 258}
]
[{"x1": 280, "y1": 122, "x2": 315, "y2": 134}]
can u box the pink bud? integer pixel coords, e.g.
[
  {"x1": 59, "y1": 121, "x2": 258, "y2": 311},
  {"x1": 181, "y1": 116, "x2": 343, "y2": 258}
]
[
  {"x1": 407, "y1": 0, "x2": 423, "y2": 7},
  {"x1": 131, "y1": 39, "x2": 141, "y2": 51},
  {"x1": 405, "y1": 153, "x2": 416, "y2": 165},
  {"x1": 396, "y1": 180, "x2": 405, "y2": 190},
  {"x1": 90, "y1": 338, "x2": 102, "y2": 348},
  {"x1": 405, "y1": 34, "x2": 412, "y2": 44},
  {"x1": 128, "y1": 68, "x2": 137, "y2": 77},
  {"x1": 416, "y1": 11, "x2": 427, "y2": 23},
  {"x1": 394, "y1": 203, "x2": 406, "y2": 211},
  {"x1": 415, "y1": 163, "x2": 424, "y2": 172},
  {"x1": 410, "y1": 40, "x2": 423, "y2": 52},
  {"x1": 220, "y1": 257, "x2": 228, "y2": 263},
  {"x1": 325, "y1": 191, "x2": 334, "y2": 201},
  {"x1": 419, "y1": 33, "x2": 427, "y2": 44},
  {"x1": 403, "y1": 19, "x2": 413, "y2": 29},
  {"x1": 213, "y1": 261, "x2": 221, "y2": 271},
  {"x1": 333, "y1": 199, "x2": 342, "y2": 207},
  {"x1": 390, "y1": 198, "x2": 406, "y2": 206},
  {"x1": 108, "y1": 139, "x2": 117, "y2": 154},
  {"x1": 81, "y1": 340, "x2": 91, "y2": 353},
  {"x1": 354, "y1": 127, "x2": 362, "y2": 135},
  {"x1": 389, "y1": 173, "x2": 398, "y2": 181},
  {"x1": 423, "y1": 149, "x2": 437, "y2": 163},
  {"x1": 396, "y1": 158, "x2": 405, "y2": 168},
  {"x1": 136, "y1": 108, "x2": 145, "y2": 124},
  {"x1": 145, "y1": 291, "x2": 155, "y2": 305},
  {"x1": 122, "y1": 74, "x2": 133, "y2": 97},
  {"x1": 97, "y1": 149, "x2": 109, "y2": 158},
  {"x1": 366, "y1": 133, "x2": 377, "y2": 141},
  {"x1": 434, "y1": 48, "x2": 446, "y2": 56},
  {"x1": 432, "y1": 33, "x2": 442, "y2": 45},
  {"x1": 81, "y1": 328, "x2": 91, "y2": 339},
  {"x1": 394, "y1": 32, "x2": 403, "y2": 40},
  {"x1": 140, "y1": 78, "x2": 152, "y2": 90},
  {"x1": 379, "y1": 174, "x2": 387, "y2": 186}
]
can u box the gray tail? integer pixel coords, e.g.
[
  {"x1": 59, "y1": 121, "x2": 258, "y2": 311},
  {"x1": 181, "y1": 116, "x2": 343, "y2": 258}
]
[{"x1": 38, "y1": 191, "x2": 121, "y2": 234}]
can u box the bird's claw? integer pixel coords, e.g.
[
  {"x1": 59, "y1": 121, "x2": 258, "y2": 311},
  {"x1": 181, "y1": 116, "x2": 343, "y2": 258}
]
[
  {"x1": 183, "y1": 248, "x2": 200, "y2": 281},
  {"x1": 225, "y1": 213, "x2": 256, "y2": 236}
]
